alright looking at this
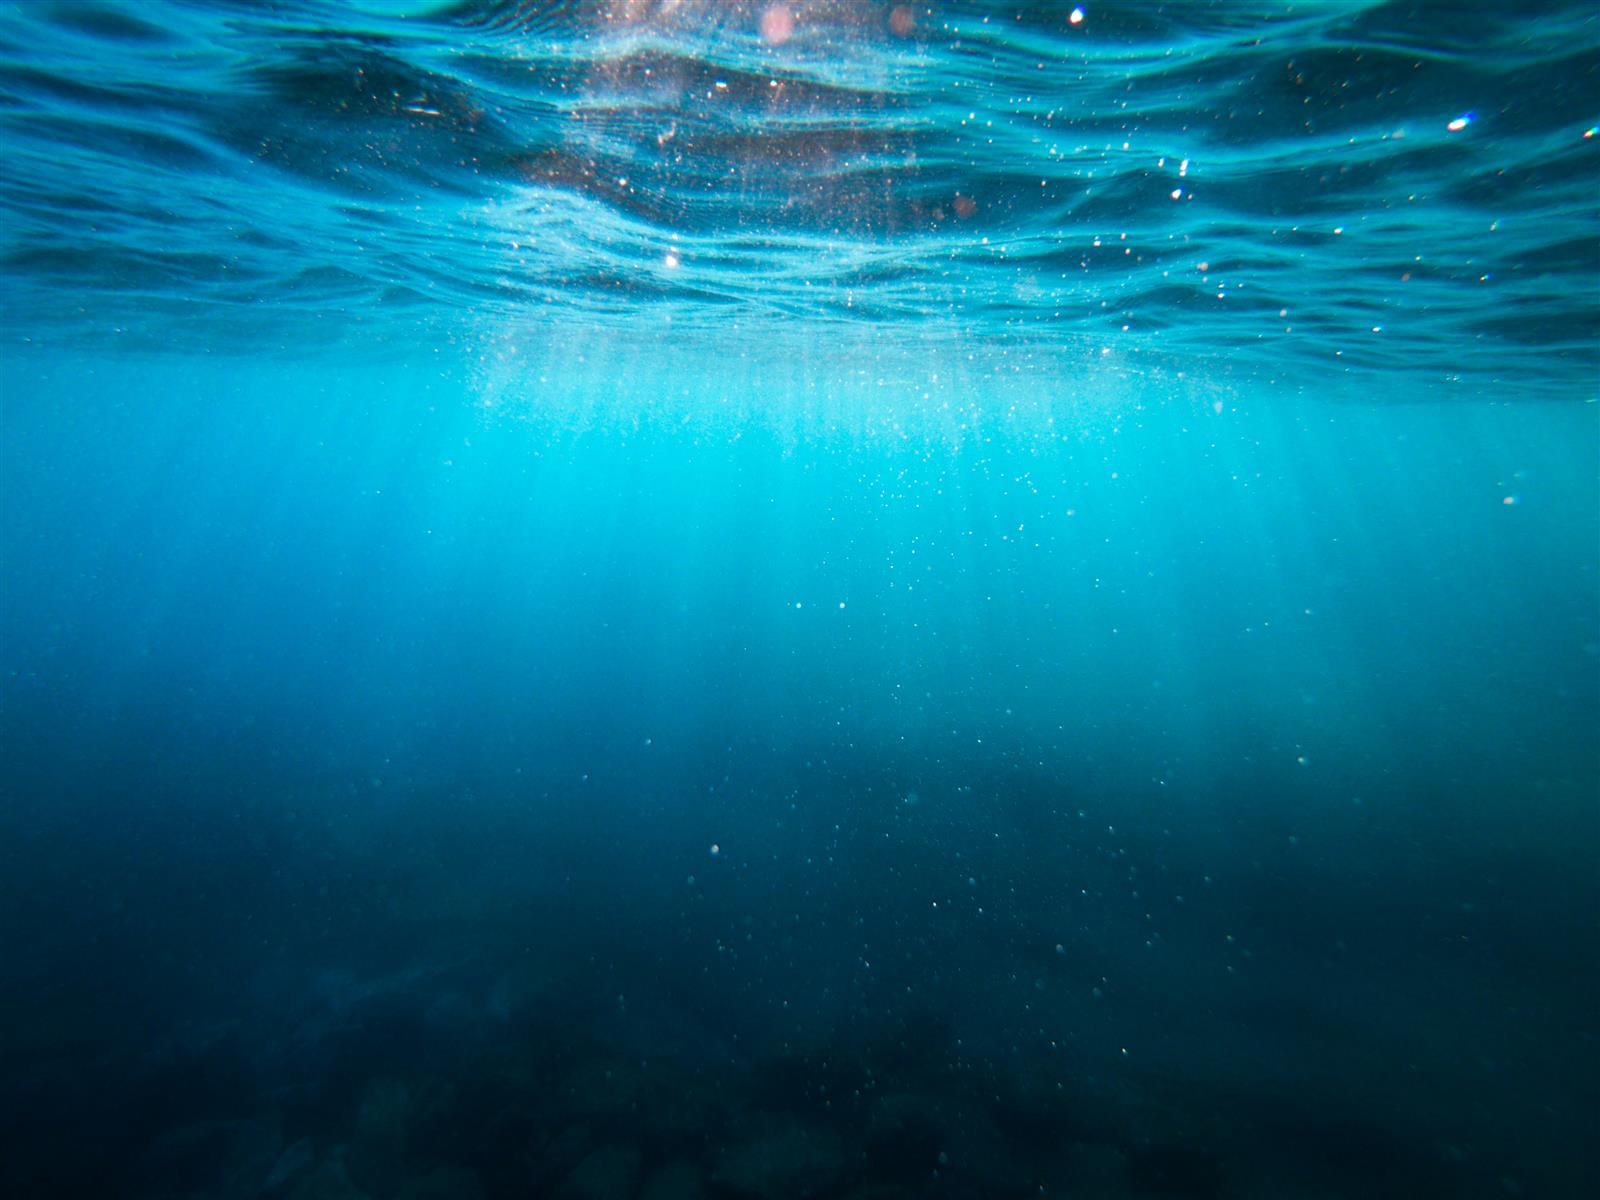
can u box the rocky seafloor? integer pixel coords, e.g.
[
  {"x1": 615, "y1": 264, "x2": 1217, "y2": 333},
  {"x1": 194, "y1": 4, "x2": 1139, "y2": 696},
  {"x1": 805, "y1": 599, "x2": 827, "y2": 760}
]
[{"x1": 5, "y1": 946, "x2": 1491, "y2": 1200}]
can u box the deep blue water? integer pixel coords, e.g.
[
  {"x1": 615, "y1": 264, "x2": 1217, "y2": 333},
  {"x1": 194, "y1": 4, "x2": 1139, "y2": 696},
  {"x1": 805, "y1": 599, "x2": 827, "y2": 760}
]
[{"x1": 1, "y1": 4, "x2": 1598, "y2": 1200}]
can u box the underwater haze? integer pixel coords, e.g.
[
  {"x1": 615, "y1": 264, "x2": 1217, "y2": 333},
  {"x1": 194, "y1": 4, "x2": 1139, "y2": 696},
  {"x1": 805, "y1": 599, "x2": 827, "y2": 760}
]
[{"x1": 1, "y1": 3, "x2": 1598, "y2": 1200}]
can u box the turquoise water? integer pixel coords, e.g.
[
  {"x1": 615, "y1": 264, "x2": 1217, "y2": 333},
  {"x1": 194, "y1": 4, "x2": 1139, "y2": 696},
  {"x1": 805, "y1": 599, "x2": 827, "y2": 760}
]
[
  {"x1": 1, "y1": 4, "x2": 1597, "y2": 1199},
  {"x1": 3, "y1": 0, "x2": 1597, "y2": 391}
]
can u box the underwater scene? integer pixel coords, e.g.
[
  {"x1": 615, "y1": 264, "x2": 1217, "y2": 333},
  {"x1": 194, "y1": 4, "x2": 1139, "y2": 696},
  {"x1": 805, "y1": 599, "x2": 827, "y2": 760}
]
[{"x1": 1, "y1": 2, "x2": 1597, "y2": 1198}]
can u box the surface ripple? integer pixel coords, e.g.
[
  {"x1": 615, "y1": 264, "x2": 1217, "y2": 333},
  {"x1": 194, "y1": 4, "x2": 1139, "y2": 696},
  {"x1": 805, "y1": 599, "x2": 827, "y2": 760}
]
[{"x1": 0, "y1": 0, "x2": 1595, "y2": 393}]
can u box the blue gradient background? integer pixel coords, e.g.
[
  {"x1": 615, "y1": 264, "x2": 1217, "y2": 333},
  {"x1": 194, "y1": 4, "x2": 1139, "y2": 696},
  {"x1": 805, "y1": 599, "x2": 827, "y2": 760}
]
[{"x1": 1, "y1": 3, "x2": 1597, "y2": 1198}]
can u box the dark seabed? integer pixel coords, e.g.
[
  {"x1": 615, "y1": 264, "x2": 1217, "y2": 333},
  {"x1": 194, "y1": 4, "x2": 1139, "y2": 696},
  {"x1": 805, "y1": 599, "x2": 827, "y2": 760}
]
[{"x1": 1, "y1": 3, "x2": 1597, "y2": 1200}]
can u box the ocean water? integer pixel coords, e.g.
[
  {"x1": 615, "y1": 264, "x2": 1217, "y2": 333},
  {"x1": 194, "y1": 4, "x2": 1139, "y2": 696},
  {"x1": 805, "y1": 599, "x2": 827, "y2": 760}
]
[{"x1": 1, "y1": 3, "x2": 1597, "y2": 1199}]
